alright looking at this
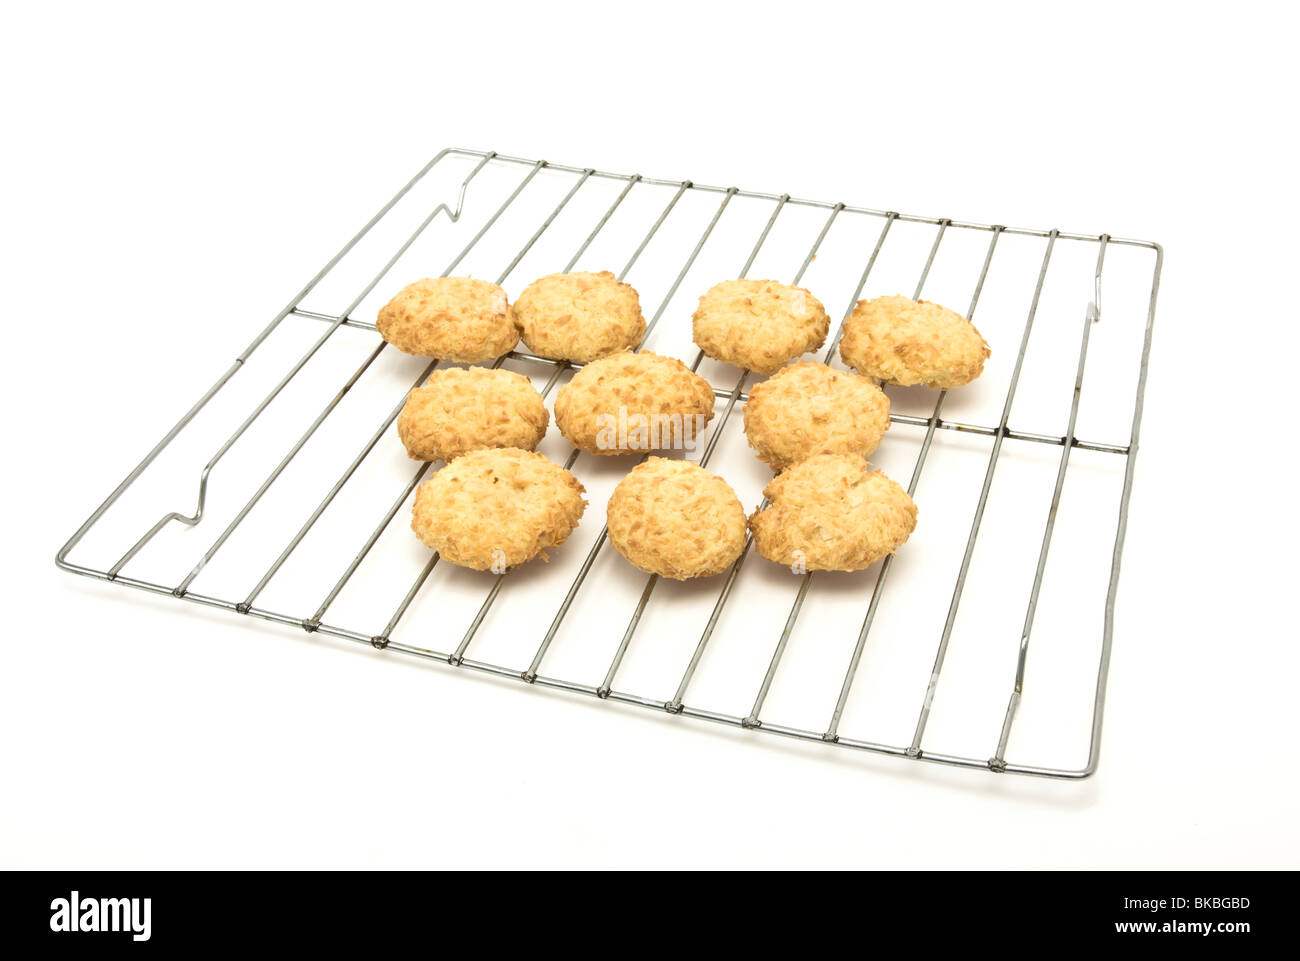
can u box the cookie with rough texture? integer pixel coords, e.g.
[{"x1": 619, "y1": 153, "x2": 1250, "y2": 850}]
[
  {"x1": 749, "y1": 454, "x2": 917, "y2": 572},
  {"x1": 397, "y1": 366, "x2": 549, "y2": 462},
  {"x1": 512, "y1": 270, "x2": 645, "y2": 363},
  {"x1": 411, "y1": 448, "x2": 586, "y2": 571},
  {"x1": 554, "y1": 351, "x2": 715, "y2": 456},
  {"x1": 743, "y1": 362, "x2": 890, "y2": 470},
  {"x1": 376, "y1": 277, "x2": 518, "y2": 362},
  {"x1": 839, "y1": 294, "x2": 990, "y2": 388},
  {"x1": 692, "y1": 279, "x2": 830, "y2": 374},
  {"x1": 606, "y1": 457, "x2": 747, "y2": 580}
]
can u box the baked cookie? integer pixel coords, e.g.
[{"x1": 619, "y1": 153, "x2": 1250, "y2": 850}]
[
  {"x1": 606, "y1": 457, "x2": 747, "y2": 579},
  {"x1": 512, "y1": 270, "x2": 645, "y2": 363},
  {"x1": 376, "y1": 277, "x2": 518, "y2": 362},
  {"x1": 397, "y1": 366, "x2": 549, "y2": 462},
  {"x1": 839, "y1": 294, "x2": 990, "y2": 388},
  {"x1": 411, "y1": 448, "x2": 586, "y2": 571},
  {"x1": 554, "y1": 351, "x2": 715, "y2": 456},
  {"x1": 692, "y1": 279, "x2": 830, "y2": 374},
  {"x1": 749, "y1": 454, "x2": 917, "y2": 573},
  {"x1": 743, "y1": 362, "x2": 890, "y2": 470}
]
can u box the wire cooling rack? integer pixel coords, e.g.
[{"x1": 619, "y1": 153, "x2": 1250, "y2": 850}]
[{"x1": 57, "y1": 148, "x2": 1161, "y2": 779}]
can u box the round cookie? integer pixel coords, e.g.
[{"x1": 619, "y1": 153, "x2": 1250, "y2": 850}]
[
  {"x1": 554, "y1": 351, "x2": 715, "y2": 456},
  {"x1": 743, "y1": 361, "x2": 890, "y2": 470},
  {"x1": 411, "y1": 448, "x2": 586, "y2": 571},
  {"x1": 692, "y1": 279, "x2": 830, "y2": 374},
  {"x1": 512, "y1": 270, "x2": 645, "y2": 363},
  {"x1": 749, "y1": 454, "x2": 917, "y2": 573},
  {"x1": 839, "y1": 294, "x2": 990, "y2": 388},
  {"x1": 606, "y1": 457, "x2": 747, "y2": 580},
  {"x1": 376, "y1": 277, "x2": 518, "y2": 363},
  {"x1": 397, "y1": 366, "x2": 549, "y2": 463}
]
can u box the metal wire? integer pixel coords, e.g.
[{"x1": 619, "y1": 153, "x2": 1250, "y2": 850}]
[
  {"x1": 824, "y1": 226, "x2": 1003, "y2": 741},
  {"x1": 56, "y1": 148, "x2": 1163, "y2": 779},
  {"x1": 907, "y1": 230, "x2": 1059, "y2": 756}
]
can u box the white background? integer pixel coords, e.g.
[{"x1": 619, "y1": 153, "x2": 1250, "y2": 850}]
[{"x1": 2, "y1": 1, "x2": 1297, "y2": 869}]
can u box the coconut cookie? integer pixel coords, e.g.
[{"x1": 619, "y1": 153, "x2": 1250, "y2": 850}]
[
  {"x1": 554, "y1": 351, "x2": 715, "y2": 456},
  {"x1": 606, "y1": 457, "x2": 747, "y2": 580},
  {"x1": 692, "y1": 279, "x2": 830, "y2": 374},
  {"x1": 397, "y1": 366, "x2": 549, "y2": 463},
  {"x1": 839, "y1": 295, "x2": 990, "y2": 388},
  {"x1": 512, "y1": 270, "x2": 645, "y2": 363},
  {"x1": 376, "y1": 277, "x2": 518, "y2": 363},
  {"x1": 411, "y1": 448, "x2": 586, "y2": 571},
  {"x1": 743, "y1": 362, "x2": 890, "y2": 471},
  {"x1": 749, "y1": 454, "x2": 917, "y2": 573}
]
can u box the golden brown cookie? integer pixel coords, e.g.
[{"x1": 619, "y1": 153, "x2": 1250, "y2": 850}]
[
  {"x1": 606, "y1": 457, "x2": 748, "y2": 580},
  {"x1": 410, "y1": 448, "x2": 586, "y2": 571},
  {"x1": 376, "y1": 277, "x2": 518, "y2": 362},
  {"x1": 749, "y1": 454, "x2": 917, "y2": 573},
  {"x1": 692, "y1": 279, "x2": 830, "y2": 374},
  {"x1": 839, "y1": 294, "x2": 990, "y2": 388},
  {"x1": 396, "y1": 366, "x2": 549, "y2": 463},
  {"x1": 743, "y1": 361, "x2": 890, "y2": 470},
  {"x1": 512, "y1": 270, "x2": 645, "y2": 363},
  {"x1": 553, "y1": 351, "x2": 715, "y2": 456}
]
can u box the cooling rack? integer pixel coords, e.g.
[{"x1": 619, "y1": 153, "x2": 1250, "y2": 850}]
[{"x1": 57, "y1": 148, "x2": 1162, "y2": 779}]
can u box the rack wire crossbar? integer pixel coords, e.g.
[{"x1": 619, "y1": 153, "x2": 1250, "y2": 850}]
[{"x1": 57, "y1": 148, "x2": 1162, "y2": 779}]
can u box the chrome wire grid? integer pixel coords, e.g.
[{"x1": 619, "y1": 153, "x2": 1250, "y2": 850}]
[{"x1": 57, "y1": 148, "x2": 1162, "y2": 778}]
